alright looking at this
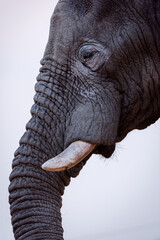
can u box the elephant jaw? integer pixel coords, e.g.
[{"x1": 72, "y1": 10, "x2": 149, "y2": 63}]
[{"x1": 42, "y1": 141, "x2": 96, "y2": 172}]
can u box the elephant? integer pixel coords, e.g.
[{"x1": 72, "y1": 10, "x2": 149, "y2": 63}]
[{"x1": 9, "y1": 0, "x2": 160, "y2": 239}]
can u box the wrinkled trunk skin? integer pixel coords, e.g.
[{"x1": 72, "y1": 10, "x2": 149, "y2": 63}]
[
  {"x1": 9, "y1": 135, "x2": 65, "y2": 239},
  {"x1": 9, "y1": 60, "x2": 84, "y2": 239}
]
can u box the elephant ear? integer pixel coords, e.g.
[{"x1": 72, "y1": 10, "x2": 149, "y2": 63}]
[{"x1": 42, "y1": 141, "x2": 96, "y2": 171}]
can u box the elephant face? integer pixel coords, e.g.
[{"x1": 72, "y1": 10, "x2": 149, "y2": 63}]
[
  {"x1": 9, "y1": 0, "x2": 160, "y2": 239},
  {"x1": 42, "y1": 0, "x2": 160, "y2": 169}
]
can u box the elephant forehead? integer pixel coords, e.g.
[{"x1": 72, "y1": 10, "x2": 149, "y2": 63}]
[
  {"x1": 45, "y1": 1, "x2": 116, "y2": 60},
  {"x1": 44, "y1": 0, "x2": 151, "y2": 63}
]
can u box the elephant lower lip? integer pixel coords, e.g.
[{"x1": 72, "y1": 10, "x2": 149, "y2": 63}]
[{"x1": 93, "y1": 144, "x2": 115, "y2": 158}]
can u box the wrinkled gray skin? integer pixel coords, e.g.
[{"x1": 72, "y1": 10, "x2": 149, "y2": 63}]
[{"x1": 9, "y1": 0, "x2": 160, "y2": 239}]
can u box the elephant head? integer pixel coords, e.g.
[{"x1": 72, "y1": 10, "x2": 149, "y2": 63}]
[{"x1": 9, "y1": 0, "x2": 160, "y2": 239}]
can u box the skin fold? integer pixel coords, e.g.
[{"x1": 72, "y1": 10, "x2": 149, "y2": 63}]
[{"x1": 9, "y1": 0, "x2": 160, "y2": 239}]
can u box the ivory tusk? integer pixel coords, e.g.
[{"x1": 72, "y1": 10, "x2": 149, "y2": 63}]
[{"x1": 42, "y1": 141, "x2": 96, "y2": 172}]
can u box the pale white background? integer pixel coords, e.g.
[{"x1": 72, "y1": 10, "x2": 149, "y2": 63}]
[{"x1": 1, "y1": 1, "x2": 160, "y2": 239}]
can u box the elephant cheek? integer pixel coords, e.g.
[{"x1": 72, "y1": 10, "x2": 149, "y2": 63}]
[{"x1": 64, "y1": 98, "x2": 121, "y2": 148}]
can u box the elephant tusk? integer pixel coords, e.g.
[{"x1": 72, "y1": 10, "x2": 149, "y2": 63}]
[{"x1": 42, "y1": 141, "x2": 96, "y2": 172}]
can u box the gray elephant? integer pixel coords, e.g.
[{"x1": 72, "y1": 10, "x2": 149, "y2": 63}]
[{"x1": 9, "y1": 0, "x2": 160, "y2": 239}]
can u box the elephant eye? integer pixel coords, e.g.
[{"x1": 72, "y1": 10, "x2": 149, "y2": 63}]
[
  {"x1": 78, "y1": 45, "x2": 96, "y2": 64},
  {"x1": 81, "y1": 49, "x2": 94, "y2": 61},
  {"x1": 78, "y1": 43, "x2": 106, "y2": 71}
]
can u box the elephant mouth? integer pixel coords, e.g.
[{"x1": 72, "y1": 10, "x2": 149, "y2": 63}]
[{"x1": 42, "y1": 141, "x2": 115, "y2": 172}]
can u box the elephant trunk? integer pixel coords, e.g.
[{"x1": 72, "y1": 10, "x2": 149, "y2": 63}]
[
  {"x1": 9, "y1": 69, "x2": 72, "y2": 239},
  {"x1": 9, "y1": 120, "x2": 67, "y2": 239},
  {"x1": 9, "y1": 56, "x2": 119, "y2": 238}
]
